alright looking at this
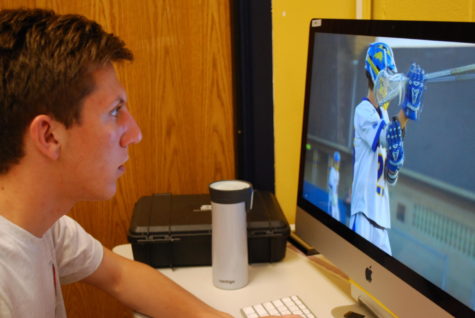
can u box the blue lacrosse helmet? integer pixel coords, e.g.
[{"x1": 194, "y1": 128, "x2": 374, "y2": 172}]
[
  {"x1": 333, "y1": 151, "x2": 341, "y2": 163},
  {"x1": 365, "y1": 42, "x2": 398, "y2": 83}
]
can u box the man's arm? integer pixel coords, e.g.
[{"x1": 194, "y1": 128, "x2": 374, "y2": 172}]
[
  {"x1": 82, "y1": 247, "x2": 231, "y2": 318},
  {"x1": 384, "y1": 118, "x2": 404, "y2": 185},
  {"x1": 83, "y1": 247, "x2": 301, "y2": 318}
]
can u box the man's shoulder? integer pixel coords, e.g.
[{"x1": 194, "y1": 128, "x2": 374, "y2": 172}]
[
  {"x1": 52, "y1": 215, "x2": 86, "y2": 233},
  {"x1": 355, "y1": 99, "x2": 375, "y2": 113},
  {"x1": 50, "y1": 215, "x2": 87, "y2": 245},
  {"x1": 355, "y1": 99, "x2": 383, "y2": 123}
]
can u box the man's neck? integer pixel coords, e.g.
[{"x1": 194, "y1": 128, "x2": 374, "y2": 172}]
[
  {"x1": 367, "y1": 89, "x2": 378, "y2": 108},
  {"x1": 0, "y1": 166, "x2": 73, "y2": 238}
]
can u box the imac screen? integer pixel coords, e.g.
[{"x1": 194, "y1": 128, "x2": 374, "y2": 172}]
[{"x1": 299, "y1": 19, "x2": 474, "y2": 315}]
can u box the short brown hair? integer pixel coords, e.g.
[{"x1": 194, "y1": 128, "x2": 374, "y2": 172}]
[{"x1": 0, "y1": 8, "x2": 133, "y2": 174}]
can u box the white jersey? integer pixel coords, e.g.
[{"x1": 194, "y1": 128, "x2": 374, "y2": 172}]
[
  {"x1": 351, "y1": 98, "x2": 391, "y2": 229},
  {"x1": 0, "y1": 215, "x2": 103, "y2": 318},
  {"x1": 328, "y1": 166, "x2": 340, "y2": 221}
]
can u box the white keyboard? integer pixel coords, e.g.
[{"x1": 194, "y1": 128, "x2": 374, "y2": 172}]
[{"x1": 240, "y1": 295, "x2": 316, "y2": 317}]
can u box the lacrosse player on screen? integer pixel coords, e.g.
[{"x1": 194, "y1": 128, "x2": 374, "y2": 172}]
[
  {"x1": 349, "y1": 42, "x2": 425, "y2": 255},
  {"x1": 328, "y1": 151, "x2": 341, "y2": 222}
]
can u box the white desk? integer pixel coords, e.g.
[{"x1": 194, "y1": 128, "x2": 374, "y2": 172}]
[{"x1": 113, "y1": 243, "x2": 374, "y2": 318}]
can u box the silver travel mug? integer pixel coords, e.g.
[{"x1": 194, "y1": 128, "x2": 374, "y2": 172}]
[{"x1": 209, "y1": 180, "x2": 253, "y2": 290}]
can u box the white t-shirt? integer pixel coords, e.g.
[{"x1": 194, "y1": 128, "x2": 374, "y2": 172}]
[
  {"x1": 0, "y1": 215, "x2": 103, "y2": 318},
  {"x1": 351, "y1": 98, "x2": 391, "y2": 229},
  {"x1": 328, "y1": 166, "x2": 340, "y2": 221}
]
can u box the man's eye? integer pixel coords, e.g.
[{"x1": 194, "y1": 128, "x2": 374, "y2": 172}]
[{"x1": 111, "y1": 105, "x2": 122, "y2": 117}]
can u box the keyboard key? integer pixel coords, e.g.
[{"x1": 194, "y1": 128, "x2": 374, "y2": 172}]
[
  {"x1": 253, "y1": 304, "x2": 267, "y2": 316},
  {"x1": 282, "y1": 297, "x2": 292, "y2": 304},
  {"x1": 242, "y1": 307, "x2": 255, "y2": 315}
]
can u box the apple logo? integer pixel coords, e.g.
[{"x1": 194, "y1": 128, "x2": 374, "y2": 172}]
[{"x1": 365, "y1": 266, "x2": 373, "y2": 282}]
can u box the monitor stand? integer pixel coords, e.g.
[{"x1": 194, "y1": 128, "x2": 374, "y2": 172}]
[{"x1": 351, "y1": 284, "x2": 394, "y2": 318}]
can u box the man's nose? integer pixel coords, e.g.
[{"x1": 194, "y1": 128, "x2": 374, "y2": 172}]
[{"x1": 120, "y1": 111, "x2": 142, "y2": 148}]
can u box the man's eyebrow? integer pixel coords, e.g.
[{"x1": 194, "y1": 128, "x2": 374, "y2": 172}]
[{"x1": 112, "y1": 96, "x2": 127, "y2": 106}]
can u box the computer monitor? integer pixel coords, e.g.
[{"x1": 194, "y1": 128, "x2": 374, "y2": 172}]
[{"x1": 295, "y1": 18, "x2": 474, "y2": 317}]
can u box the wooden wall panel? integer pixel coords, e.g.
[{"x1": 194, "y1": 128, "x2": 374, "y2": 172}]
[{"x1": 0, "y1": 0, "x2": 235, "y2": 317}]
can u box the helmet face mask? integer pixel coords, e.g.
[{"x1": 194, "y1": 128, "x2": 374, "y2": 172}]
[{"x1": 374, "y1": 66, "x2": 407, "y2": 108}]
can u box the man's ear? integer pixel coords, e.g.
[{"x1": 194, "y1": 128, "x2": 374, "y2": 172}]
[{"x1": 28, "y1": 115, "x2": 65, "y2": 160}]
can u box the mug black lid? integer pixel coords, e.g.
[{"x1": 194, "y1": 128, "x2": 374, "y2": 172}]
[{"x1": 209, "y1": 180, "x2": 253, "y2": 205}]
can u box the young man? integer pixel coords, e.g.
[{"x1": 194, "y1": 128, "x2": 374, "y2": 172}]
[
  {"x1": 0, "y1": 9, "x2": 299, "y2": 318},
  {"x1": 350, "y1": 42, "x2": 425, "y2": 255}
]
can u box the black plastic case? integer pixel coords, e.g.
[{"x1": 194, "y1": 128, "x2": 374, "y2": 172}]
[{"x1": 128, "y1": 190, "x2": 290, "y2": 268}]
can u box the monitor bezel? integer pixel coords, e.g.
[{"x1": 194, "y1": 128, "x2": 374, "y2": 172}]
[{"x1": 296, "y1": 18, "x2": 474, "y2": 317}]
